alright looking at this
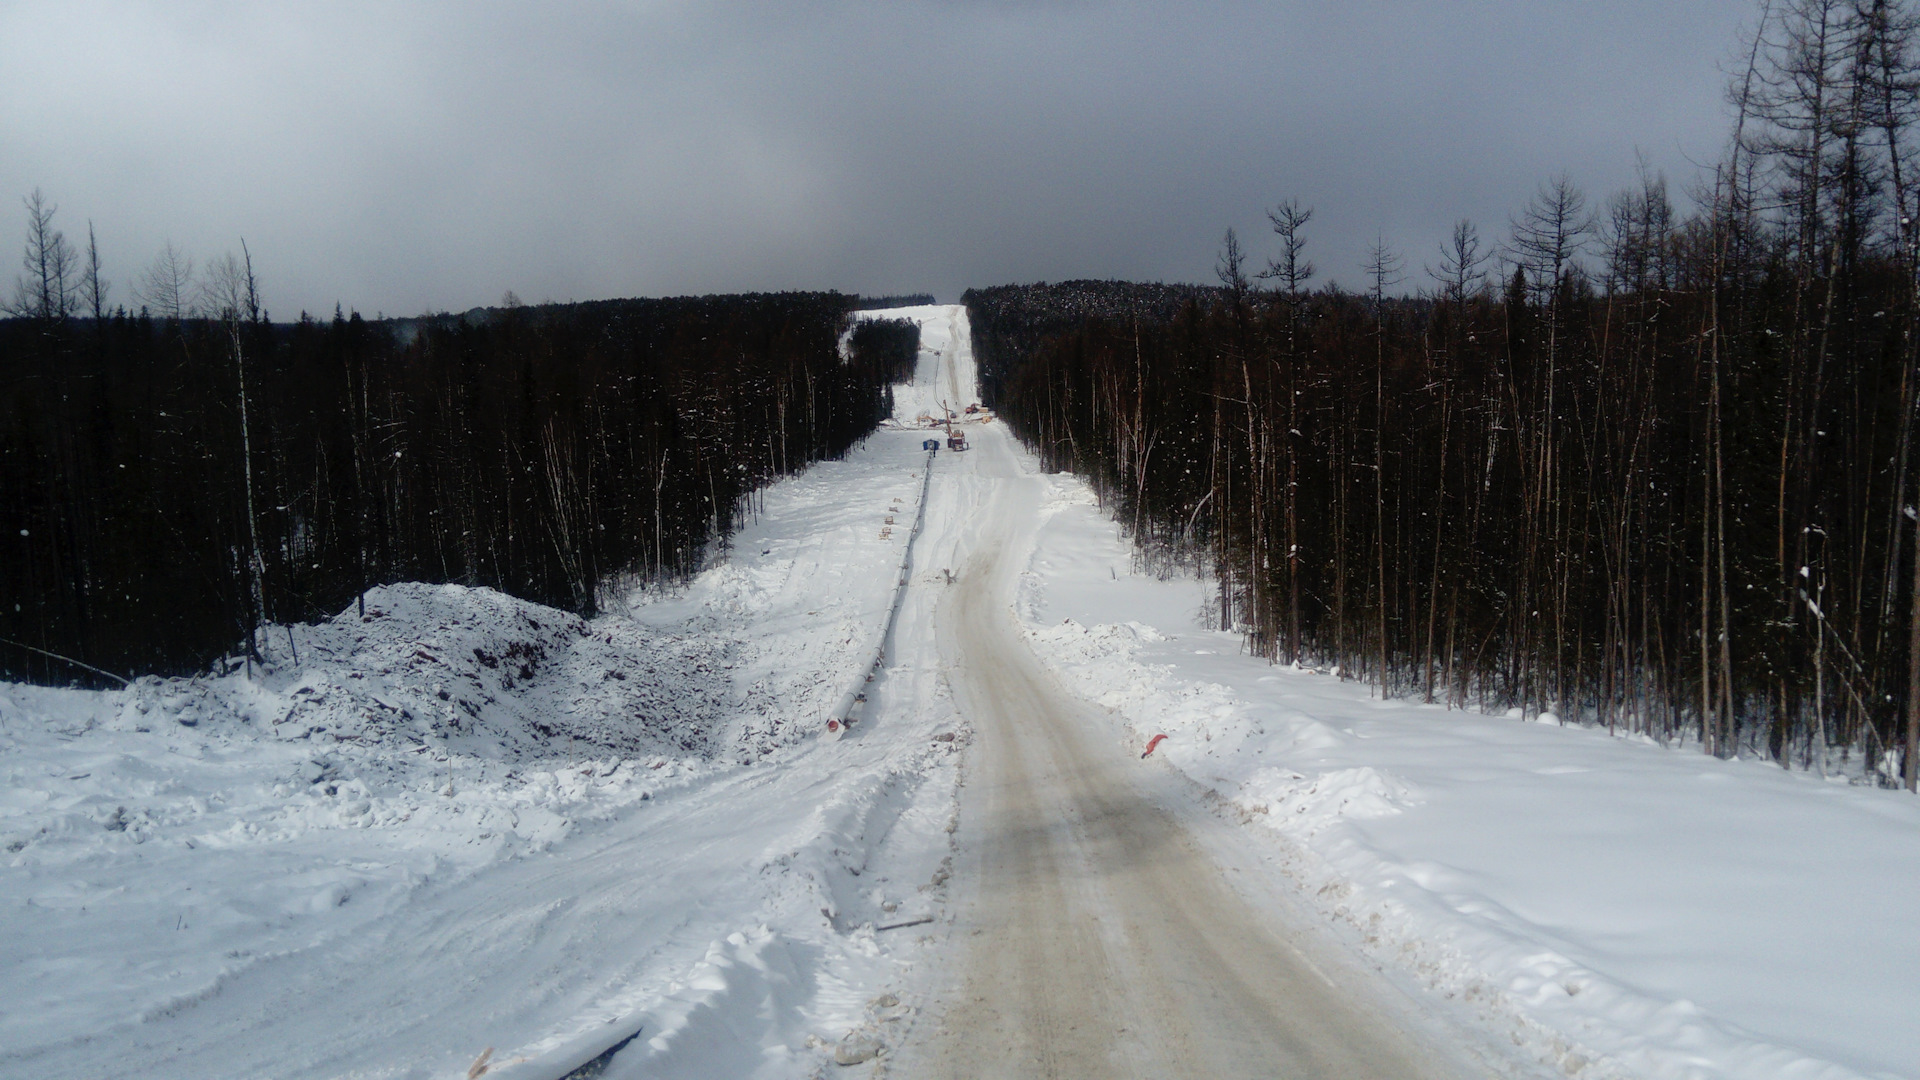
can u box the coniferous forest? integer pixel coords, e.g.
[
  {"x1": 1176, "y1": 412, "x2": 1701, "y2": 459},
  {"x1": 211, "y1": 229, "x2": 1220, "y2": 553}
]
[
  {"x1": 971, "y1": 1, "x2": 1920, "y2": 789},
  {"x1": 1, "y1": 245, "x2": 918, "y2": 683}
]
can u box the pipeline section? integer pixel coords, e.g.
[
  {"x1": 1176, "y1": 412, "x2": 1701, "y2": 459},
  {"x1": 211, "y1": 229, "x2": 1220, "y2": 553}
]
[{"x1": 828, "y1": 447, "x2": 936, "y2": 730}]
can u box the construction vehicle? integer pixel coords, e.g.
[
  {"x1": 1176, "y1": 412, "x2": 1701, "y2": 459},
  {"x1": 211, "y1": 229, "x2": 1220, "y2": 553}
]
[{"x1": 940, "y1": 403, "x2": 969, "y2": 450}]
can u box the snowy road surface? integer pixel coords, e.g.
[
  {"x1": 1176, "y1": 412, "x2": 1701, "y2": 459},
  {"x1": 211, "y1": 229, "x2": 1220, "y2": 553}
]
[{"x1": 891, "y1": 426, "x2": 1491, "y2": 1078}]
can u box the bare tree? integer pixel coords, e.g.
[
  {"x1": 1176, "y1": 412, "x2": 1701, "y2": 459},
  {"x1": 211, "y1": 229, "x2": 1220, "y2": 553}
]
[
  {"x1": 198, "y1": 248, "x2": 259, "y2": 322},
  {"x1": 135, "y1": 242, "x2": 195, "y2": 321},
  {"x1": 1748, "y1": 0, "x2": 1851, "y2": 262},
  {"x1": 1509, "y1": 175, "x2": 1593, "y2": 307},
  {"x1": 1365, "y1": 235, "x2": 1404, "y2": 692},
  {"x1": 202, "y1": 244, "x2": 267, "y2": 667},
  {"x1": 1365, "y1": 236, "x2": 1404, "y2": 313},
  {"x1": 1855, "y1": 0, "x2": 1920, "y2": 789},
  {"x1": 1605, "y1": 163, "x2": 1675, "y2": 294},
  {"x1": 1504, "y1": 176, "x2": 1593, "y2": 717},
  {"x1": 80, "y1": 221, "x2": 108, "y2": 323},
  {"x1": 1215, "y1": 227, "x2": 1251, "y2": 305},
  {"x1": 8, "y1": 188, "x2": 78, "y2": 323},
  {"x1": 1427, "y1": 218, "x2": 1490, "y2": 304},
  {"x1": 1259, "y1": 199, "x2": 1315, "y2": 299},
  {"x1": 1259, "y1": 199, "x2": 1315, "y2": 660}
]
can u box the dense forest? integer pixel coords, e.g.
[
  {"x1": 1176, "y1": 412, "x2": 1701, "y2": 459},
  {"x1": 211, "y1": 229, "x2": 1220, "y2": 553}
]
[
  {"x1": 851, "y1": 294, "x2": 936, "y2": 311},
  {"x1": 848, "y1": 317, "x2": 922, "y2": 385},
  {"x1": 971, "y1": 0, "x2": 1920, "y2": 789},
  {"x1": 1, "y1": 230, "x2": 918, "y2": 684}
]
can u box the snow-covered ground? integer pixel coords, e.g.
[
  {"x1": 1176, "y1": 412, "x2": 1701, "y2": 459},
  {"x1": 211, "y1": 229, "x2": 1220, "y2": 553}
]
[
  {"x1": 0, "y1": 311, "x2": 981, "y2": 1079},
  {"x1": 1016, "y1": 477, "x2": 1920, "y2": 1080},
  {"x1": 862, "y1": 303, "x2": 977, "y2": 426},
  {"x1": 7, "y1": 300, "x2": 1914, "y2": 1080}
]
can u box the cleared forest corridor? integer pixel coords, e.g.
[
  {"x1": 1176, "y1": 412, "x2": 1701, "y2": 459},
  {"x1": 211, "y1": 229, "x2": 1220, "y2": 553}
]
[{"x1": 5, "y1": 305, "x2": 1915, "y2": 1080}]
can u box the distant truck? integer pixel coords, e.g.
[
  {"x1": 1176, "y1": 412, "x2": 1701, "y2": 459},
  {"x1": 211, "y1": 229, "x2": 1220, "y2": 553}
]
[{"x1": 946, "y1": 431, "x2": 968, "y2": 451}]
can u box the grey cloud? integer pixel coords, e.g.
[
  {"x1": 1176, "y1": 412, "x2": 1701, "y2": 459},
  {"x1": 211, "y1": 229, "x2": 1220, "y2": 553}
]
[{"x1": 1, "y1": 0, "x2": 1754, "y2": 316}]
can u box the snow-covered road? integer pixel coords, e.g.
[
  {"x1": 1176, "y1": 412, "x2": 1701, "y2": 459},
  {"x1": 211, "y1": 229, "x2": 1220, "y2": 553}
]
[
  {"x1": 889, "y1": 423, "x2": 1507, "y2": 1078},
  {"x1": 871, "y1": 304, "x2": 1920, "y2": 1080}
]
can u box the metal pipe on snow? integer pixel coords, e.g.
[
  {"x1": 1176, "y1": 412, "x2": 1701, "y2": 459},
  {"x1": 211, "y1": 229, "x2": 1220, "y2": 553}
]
[{"x1": 828, "y1": 447, "x2": 936, "y2": 731}]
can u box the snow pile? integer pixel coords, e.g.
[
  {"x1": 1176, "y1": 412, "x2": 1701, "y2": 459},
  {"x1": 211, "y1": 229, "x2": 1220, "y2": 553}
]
[
  {"x1": 1015, "y1": 473, "x2": 1920, "y2": 1080},
  {"x1": 1023, "y1": 619, "x2": 1169, "y2": 710},
  {"x1": 136, "y1": 581, "x2": 736, "y2": 757},
  {"x1": 1235, "y1": 765, "x2": 1420, "y2": 836},
  {"x1": 607, "y1": 927, "x2": 809, "y2": 1079},
  {"x1": 0, "y1": 640, "x2": 712, "y2": 1071},
  {"x1": 0, "y1": 574, "x2": 741, "y2": 1069}
]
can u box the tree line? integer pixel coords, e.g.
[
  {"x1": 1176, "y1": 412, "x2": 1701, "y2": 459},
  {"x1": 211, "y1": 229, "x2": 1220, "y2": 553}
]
[
  {"x1": 849, "y1": 317, "x2": 922, "y2": 385},
  {"x1": 2, "y1": 205, "x2": 918, "y2": 684},
  {"x1": 970, "y1": 0, "x2": 1920, "y2": 790},
  {"x1": 851, "y1": 294, "x2": 936, "y2": 311}
]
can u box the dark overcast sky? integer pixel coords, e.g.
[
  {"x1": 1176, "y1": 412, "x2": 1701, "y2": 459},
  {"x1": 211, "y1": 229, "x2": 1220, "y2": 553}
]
[{"x1": 2, "y1": 1, "x2": 1756, "y2": 317}]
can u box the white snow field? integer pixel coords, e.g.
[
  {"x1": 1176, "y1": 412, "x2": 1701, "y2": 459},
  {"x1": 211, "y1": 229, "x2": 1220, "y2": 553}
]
[{"x1": 3, "y1": 302, "x2": 1914, "y2": 1080}]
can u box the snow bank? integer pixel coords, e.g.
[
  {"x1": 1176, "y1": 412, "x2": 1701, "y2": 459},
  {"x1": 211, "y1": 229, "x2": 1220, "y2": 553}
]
[{"x1": 1016, "y1": 472, "x2": 1920, "y2": 1080}]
